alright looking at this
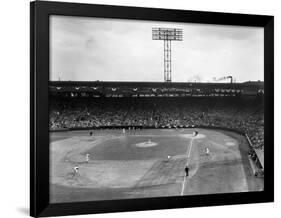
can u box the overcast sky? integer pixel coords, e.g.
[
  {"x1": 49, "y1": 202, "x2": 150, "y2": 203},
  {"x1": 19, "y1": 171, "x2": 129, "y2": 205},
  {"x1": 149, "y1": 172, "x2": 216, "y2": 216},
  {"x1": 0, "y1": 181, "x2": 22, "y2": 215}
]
[{"x1": 50, "y1": 15, "x2": 264, "y2": 83}]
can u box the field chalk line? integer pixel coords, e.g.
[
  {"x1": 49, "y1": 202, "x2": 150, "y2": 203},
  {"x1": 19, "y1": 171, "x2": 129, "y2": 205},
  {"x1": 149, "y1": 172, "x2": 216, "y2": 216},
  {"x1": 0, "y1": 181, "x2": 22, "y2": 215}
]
[{"x1": 181, "y1": 138, "x2": 194, "y2": 196}]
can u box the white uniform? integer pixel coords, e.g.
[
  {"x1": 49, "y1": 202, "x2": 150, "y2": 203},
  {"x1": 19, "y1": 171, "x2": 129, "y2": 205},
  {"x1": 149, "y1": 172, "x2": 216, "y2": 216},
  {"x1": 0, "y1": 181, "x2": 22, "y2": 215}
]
[
  {"x1": 205, "y1": 148, "x2": 210, "y2": 155},
  {"x1": 86, "y1": 154, "x2": 90, "y2": 163},
  {"x1": 74, "y1": 166, "x2": 79, "y2": 174}
]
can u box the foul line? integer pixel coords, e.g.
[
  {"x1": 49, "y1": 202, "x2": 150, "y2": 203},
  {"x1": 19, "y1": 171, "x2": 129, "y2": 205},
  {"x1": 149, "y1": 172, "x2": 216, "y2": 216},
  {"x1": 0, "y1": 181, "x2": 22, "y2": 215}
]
[
  {"x1": 181, "y1": 138, "x2": 194, "y2": 196},
  {"x1": 187, "y1": 138, "x2": 194, "y2": 158}
]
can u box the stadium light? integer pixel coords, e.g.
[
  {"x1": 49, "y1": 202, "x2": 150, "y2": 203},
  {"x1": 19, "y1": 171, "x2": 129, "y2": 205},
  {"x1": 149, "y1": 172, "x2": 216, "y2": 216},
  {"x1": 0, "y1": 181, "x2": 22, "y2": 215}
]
[{"x1": 152, "y1": 28, "x2": 183, "y2": 82}]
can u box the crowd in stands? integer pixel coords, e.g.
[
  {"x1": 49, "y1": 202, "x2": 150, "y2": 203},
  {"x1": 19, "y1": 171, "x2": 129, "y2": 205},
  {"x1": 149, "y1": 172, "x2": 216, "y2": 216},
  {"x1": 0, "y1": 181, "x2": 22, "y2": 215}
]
[{"x1": 49, "y1": 96, "x2": 264, "y2": 150}]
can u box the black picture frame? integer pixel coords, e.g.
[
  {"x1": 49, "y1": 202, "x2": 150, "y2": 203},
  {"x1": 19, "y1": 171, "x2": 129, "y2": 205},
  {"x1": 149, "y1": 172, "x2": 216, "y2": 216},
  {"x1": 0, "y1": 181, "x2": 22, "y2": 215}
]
[{"x1": 30, "y1": 1, "x2": 274, "y2": 217}]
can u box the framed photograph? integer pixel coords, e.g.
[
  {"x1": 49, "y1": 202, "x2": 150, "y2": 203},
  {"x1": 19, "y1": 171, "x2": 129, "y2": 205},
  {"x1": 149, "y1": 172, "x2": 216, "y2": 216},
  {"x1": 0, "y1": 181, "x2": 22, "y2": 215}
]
[{"x1": 30, "y1": 1, "x2": 274, "y2": 217}]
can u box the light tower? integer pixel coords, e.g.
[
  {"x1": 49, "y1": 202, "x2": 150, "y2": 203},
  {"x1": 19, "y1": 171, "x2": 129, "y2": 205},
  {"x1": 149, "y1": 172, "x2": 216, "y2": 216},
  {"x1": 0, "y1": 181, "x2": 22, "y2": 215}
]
[{"x1": 152, "y1": 28, "x2": 183, "y2": 82}]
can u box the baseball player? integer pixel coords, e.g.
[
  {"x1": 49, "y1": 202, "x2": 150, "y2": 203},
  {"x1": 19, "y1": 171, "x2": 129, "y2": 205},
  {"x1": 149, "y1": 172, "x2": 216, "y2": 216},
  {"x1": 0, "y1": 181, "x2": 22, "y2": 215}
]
[
  {"x1": 73, "y1": 166, "x2": 79, "y2": 175},
  {"x1": 205, "y1": 147, "x2": 210, "y2": 155},
  {"x1": 86, "y1": 153, "x2": 90, "y2": 163},
  {"x1": 185, "y1": 165, "x2": 189, "y2": 177}
]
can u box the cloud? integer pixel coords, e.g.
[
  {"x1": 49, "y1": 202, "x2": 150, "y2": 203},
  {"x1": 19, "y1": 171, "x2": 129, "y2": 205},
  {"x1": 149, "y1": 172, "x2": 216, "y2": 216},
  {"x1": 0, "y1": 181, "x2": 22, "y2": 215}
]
[{"x1": 50, "y1": 15, "x2": 263, "y2": 82}]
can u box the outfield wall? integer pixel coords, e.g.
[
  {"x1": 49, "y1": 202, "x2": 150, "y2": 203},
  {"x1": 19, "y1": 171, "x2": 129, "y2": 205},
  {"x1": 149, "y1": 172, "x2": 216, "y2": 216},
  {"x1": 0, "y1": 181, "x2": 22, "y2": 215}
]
[{"x1": 50, "y1": 125, "x2": 245, "y2": 134}]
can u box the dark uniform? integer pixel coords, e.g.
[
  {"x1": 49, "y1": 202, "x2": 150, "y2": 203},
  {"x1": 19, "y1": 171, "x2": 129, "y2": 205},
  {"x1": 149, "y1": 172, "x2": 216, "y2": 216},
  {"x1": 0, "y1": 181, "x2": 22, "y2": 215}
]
[{"x1": 185, "y1": 166, "x2": 189, "y2": 176}]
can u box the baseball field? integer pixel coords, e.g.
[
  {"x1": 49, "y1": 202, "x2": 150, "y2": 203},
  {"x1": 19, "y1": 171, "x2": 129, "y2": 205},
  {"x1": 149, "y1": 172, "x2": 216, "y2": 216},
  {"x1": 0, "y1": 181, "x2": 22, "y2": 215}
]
[{"x1": 50, "y1": 128, "x2": 263, "y2": 203}]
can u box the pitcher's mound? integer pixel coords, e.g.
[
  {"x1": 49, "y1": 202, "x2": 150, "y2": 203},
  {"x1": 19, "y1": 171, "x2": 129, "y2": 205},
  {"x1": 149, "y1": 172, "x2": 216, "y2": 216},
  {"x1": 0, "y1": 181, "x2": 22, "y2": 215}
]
[{"x1": 135, "y1": 140, "x2": 158, "y2": 148}]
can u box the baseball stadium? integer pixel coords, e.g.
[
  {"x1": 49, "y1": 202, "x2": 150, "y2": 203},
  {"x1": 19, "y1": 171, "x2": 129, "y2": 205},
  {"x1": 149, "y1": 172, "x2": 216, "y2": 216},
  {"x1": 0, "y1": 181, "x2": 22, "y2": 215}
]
[{"x1": 49, "y1": 81, "x2": 264, "y2": 203}]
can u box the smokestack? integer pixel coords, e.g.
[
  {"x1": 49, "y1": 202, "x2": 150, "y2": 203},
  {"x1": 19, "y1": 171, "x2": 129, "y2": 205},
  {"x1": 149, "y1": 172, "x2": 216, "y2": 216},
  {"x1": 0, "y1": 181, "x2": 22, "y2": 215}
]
[{"x1": 226, "y1": 76, "x2": 233, "y2": 83}]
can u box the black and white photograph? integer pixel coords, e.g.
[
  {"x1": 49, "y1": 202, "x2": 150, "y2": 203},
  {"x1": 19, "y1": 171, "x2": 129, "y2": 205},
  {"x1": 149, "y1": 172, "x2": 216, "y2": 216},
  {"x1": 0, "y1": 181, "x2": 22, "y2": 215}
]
[
  {"x1": 49, "y1": 15, "x2": 265, "y2": 203},
  {"x1": 0, "y1": 0, "x2": 278, "y2": 217}
]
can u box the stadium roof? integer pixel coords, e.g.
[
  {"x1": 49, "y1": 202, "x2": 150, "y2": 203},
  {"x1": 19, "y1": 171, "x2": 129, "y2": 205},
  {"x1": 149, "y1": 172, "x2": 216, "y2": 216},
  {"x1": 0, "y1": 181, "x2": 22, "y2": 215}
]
[
  {"x1": 49, "y1": 81, "x2": 264, "y2": 97},
  {"x1": 50, "y1": 80, "x2": 264, "y2": 88}
]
